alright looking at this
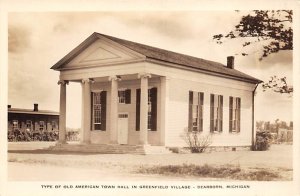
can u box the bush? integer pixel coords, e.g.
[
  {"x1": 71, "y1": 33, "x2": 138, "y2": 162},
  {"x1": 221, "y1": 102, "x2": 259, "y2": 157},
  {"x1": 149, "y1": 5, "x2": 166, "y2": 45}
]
[
  {"x1": 254, "y1": 131, "x2": 272, "y2": 151},
  {"x1": 181, "y1": 130, "x2": 212, "y2": 153},
  {"x1": 8, "y1": 129, "x2": 59, "y2": 142}
]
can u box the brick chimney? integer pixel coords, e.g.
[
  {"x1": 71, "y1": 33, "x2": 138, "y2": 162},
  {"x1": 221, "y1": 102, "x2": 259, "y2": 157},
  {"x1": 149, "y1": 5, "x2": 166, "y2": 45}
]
[
  {"x1": 33, "y1": 103, "x2": 38, "y2": 111},
  {"x1": 227, "y1": 56, "x2": 234, "y2": 69}
]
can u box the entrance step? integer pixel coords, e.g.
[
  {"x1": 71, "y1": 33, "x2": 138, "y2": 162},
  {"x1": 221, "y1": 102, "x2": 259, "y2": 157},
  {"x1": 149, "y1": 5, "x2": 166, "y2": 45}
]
[{"x1": 47, "y1": 143, "x2": 172, "y2": 154}]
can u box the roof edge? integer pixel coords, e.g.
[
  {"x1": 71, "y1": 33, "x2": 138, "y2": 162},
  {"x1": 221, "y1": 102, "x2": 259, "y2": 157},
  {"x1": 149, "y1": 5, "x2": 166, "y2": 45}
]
[{"x1": 147, "y1": 58, "x2": 262, "y2": 84}]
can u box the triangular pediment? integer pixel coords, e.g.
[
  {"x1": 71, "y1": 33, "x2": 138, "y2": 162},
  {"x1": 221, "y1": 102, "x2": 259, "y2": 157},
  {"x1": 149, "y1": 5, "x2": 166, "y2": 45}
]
[
  {"x1": 81, "y1": 47, "x2": 120, "y2": 63},
  {"x1": 63, "y1": 37, "x2": 145, "y2": 69}
]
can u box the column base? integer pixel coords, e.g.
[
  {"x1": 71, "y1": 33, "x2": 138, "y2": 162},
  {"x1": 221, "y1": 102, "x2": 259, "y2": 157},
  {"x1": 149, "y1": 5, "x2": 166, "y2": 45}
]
[
  {"x1": 80, "y1": 141, "x2": 91, "y2": 145},
  {"x1": 138, "y1": 142, "x2": 149, "y2": 146},
  {"x1": 109, "y1": 140, "x2": 118, "y2": 144}
]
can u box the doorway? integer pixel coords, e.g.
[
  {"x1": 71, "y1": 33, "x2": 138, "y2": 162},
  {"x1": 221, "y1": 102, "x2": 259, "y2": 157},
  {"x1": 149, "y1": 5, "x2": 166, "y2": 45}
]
[{"x1": 117, "y1": 113, "x2": 129, "y2": 144}]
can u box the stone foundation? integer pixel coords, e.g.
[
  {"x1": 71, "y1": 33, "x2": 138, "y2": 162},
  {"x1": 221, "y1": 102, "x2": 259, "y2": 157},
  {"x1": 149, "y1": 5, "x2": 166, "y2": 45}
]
[{"x1": 168, "y1": 146, "x2": 251, "y2": 154}]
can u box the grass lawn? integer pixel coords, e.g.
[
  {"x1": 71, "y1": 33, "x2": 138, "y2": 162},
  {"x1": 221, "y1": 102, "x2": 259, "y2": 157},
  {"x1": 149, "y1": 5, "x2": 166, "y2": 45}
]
[{"x1": 7, "y1": 144, "x2": 292, "y2": 181}]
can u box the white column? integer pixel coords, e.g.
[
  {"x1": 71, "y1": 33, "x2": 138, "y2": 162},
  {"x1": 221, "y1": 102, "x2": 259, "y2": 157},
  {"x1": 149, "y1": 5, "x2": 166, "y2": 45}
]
[
  {"x1": 58, "y1": 80, "x2": 68, "y2": 144},
  {"x1": 138, "y1": 73, "x2": 151, "y2": 145},
  {"x1": 81, "y1": 78, "x2": 93, "y2": 144},
  {"x1": 109, "y1": 76, "x2": 121, "y2": 144},
  {"x1": 159, "y1": 76, "x2": 169, "y2": 146}
]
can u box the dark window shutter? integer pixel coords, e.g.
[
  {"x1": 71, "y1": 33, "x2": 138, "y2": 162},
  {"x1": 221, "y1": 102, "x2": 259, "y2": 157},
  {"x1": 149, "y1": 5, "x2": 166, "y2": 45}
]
[
  {"x1": 118, "y1": 91, "x2": 121, "y2": 99},
  {"x1": 210, "y1": 94, "x2": 214, "y2": 132},
  {"x1": 125, "y1": 89, "x2": 131, "y2": 104},
  {"x1": 136, "y1": 89, "x2": 141, "y2": 131},
  {"x1": 198, "y1": 92, "x2": 204, "y2": 132},
  {"x1": 200, "y1": 92, "x2": 204, "y2": 105},
  {"x1": 220, "y1": 95, "x2": 223, "y2": 132},
  {"x1": 150, "y1": 88, "x2": 157, "y2": 131},
  {"x1": 100, "y1": 91, "x2": 107, "y2": 131},
  {"x1": 229, "y1": 96, "x2": 233, "y2": 133},
  {"x1": 188, "y1": 91, "x2": 193, "y2": 132},
  {"x1": 237, "y1": 98, "x2": 241, "y2": 132},
  {"x1": 91, "y1": 92, "x2": 94, "y2": 130}
]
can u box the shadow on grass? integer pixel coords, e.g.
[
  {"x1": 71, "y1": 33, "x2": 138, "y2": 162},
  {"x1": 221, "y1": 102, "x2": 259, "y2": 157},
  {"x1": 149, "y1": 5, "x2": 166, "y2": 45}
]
[{"x1": 136, "y1": 164, "x2": 282, "y2": 181}]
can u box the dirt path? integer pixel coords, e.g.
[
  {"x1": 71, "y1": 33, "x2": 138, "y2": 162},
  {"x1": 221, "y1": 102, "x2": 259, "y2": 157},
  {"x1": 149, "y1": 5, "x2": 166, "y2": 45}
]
[
  {"x1": 8, "y1": 162, "x2": 221, "y2": 181},
  {"x1": 7, "y1": 144, "x2": 293, "y2": 181}
]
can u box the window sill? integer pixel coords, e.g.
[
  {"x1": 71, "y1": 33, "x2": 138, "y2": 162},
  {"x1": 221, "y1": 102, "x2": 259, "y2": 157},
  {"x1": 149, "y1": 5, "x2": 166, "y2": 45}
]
[
  {"x1": 229, "y1": 132, "x2": 241, "y2": 135},
  {"x1": 91, "y1": 130, "x2": 105, "y2": 132}
]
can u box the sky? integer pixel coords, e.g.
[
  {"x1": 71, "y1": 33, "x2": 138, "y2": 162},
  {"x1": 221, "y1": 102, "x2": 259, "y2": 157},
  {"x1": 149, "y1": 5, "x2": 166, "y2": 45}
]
[{"x1": 8, "y1": 11, "x2": 293, "y2": 128}]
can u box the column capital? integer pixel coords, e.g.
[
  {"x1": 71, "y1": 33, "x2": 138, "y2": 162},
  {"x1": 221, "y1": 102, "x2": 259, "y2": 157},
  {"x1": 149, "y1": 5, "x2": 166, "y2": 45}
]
[
  {"x1": 57, "y1": 80, "x2": 69, "y2": 85},
  {"x1": 138, "y1": 73, "x2": 151, "y2": 79},
  {"x1": 81, "y1": 78, "x2": 94, "y2": 84},
  {"x1": 160, "y1": 76, "x2": 171, "y2": 81},
  {"x1": 108, "y1": 75, "x2": 121, "y2": 81}
]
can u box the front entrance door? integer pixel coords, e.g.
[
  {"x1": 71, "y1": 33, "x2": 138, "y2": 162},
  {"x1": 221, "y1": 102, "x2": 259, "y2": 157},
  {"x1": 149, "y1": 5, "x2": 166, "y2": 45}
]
[{"x1": 118, "y1": 113, "x2": 129, "y2": 144}]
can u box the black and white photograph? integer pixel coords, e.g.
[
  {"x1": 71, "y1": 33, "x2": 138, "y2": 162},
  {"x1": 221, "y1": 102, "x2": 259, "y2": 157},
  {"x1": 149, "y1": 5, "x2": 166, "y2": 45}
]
[{"x1": 0, "y1": 1, "x2": 299, "y2": 196}]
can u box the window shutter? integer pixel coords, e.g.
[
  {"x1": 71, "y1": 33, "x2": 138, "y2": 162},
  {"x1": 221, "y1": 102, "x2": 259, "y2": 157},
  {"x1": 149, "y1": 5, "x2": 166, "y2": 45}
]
[
  {"x1": 220, "y1": 95, "x2": 223, "y2": 132},
  {"x1": 136, "y1": 89, "x2": 141, "y2": 131},
  {"x1": 188, "y1": 91, "x2": 193, "y2": 132},
  {"x1": 201, "y1": 93, "x2": 204, "y2": 132},
  {"x1": 91, "y1": 92, "x2": 94, "y2": 130},
  {"x1": 150, "y1": 88, "x2": 157, "y2": 131},
  {"x1": 100, "y1": 91, "x2": 107, "y2": 131},
  {"x1": 35, "y1": 122, "x2": 39, "y2": 131},
  {"x1": 200, "y1": 92, "x2": 204, "y2": 105},
  {"x1": 237, "y1": 97, "x2": 241, "y2": 132},
  {"x1": 229, "y1": 96, "x2": 233, "y2": 133},
  {"x1": 198, "y1": 92, "x2": 204, "y2": 132},
  {"x1": 210, "y1": 94, "x2": 214, "y2": 132},
  {"x1": 125, "y1": 89, "x2": 131, "y2": 104}
]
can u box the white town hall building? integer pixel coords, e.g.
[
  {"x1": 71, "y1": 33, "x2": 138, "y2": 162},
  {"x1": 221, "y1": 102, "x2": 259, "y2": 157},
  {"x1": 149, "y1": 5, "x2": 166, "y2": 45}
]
[{"x1": 51, "y1": 32, "x2": 261, "y2": 152}]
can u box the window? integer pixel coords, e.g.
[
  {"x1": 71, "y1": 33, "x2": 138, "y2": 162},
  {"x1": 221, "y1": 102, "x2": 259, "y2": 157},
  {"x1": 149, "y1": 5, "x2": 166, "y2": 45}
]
[
  {"x1": 93, "y1": 92, "x2": 101, "y2": 130},
  {"x1": 188, "y1": 91, "x2": 204, "y2": 132},
  {"x1": 136, "y1": 87, "x2": 157, "y2": 131},
  {"x1": 51, "y1": 121, "x2": 57, "y2": 130},
  {"x1": 118, "y1": 89, "x2": 131, "y2": 104},
  {"x1": 148, "y1": 89, "x2": 152, "y2": 130},
  {"x1": 39, "y1": 121, "x2": 45, "y2": 131},
  {"x1": 229, "y1": 97, "x2": 241, "y2": 133},
  {"x1": 26, "y1": 120, "x2": 32, "y2": 130},
  {"x1": 92, "y1": 91, "x2": 107, "y2": 131},
  {"x1": 149, "y1": 88, "x2": 157, "y2": 131},
  {"x1": 118, "y1": 90, "x2": 126, "y2": 103},
  {"x1": 210, "y1": 94, "x2": 223, "y2": 133},
  {"x1": 12, "y1": 120, "x2": 18, "y2": 130}
]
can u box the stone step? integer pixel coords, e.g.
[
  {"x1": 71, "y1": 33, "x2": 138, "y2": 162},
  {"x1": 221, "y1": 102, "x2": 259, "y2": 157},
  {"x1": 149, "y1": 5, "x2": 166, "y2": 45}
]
[
  {"x1": 47, "y1": 144, "x2": 172, "y2": 154},
  {"x1": 48, "y1": 144, "x2": 145, "y2": 154}
]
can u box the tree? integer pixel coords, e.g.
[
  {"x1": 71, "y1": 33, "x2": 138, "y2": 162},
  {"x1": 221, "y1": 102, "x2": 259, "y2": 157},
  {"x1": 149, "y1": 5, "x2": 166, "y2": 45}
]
[
  {"x1": 213, "y1": 10, "x2": 293, "y2": 60},
  {"x1": 262, "y1": 75, "x2": 293, "y2": 94},
  {"x1": 213, "y1": 10, "x2": 293, "y2": 94}
]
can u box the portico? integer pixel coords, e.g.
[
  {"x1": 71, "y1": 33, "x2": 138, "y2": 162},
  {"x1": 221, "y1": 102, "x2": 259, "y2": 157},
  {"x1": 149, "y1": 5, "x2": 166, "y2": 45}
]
[{"x1": 57, "y1": 72, "x2": 166, "y2": 146}]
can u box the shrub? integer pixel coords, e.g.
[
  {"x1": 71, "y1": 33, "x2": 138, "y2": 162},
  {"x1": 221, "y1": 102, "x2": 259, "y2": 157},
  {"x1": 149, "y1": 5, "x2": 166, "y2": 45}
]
[
  {"x1": 286, "y1": 131, "x2": 293, "y2": 143},
  {"x1": 254, "y1": 131, "x2": 272, "y2": 151},
  {"x1": 181, "y1": 130, "x2": 212, "y2": 153}
]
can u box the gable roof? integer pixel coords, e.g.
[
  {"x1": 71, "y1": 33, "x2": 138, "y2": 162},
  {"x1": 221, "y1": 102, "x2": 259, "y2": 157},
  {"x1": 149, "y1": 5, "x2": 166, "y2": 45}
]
[
  {"x1": 51, "y1": 32, "x2": 262, "y2": 84},
  {"x1": 8, "y1": 108, "x2": 59, "y2": 116}
]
